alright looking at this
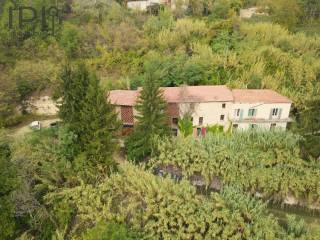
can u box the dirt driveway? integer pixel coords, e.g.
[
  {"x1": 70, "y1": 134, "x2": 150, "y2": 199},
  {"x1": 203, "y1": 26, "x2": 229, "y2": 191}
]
[{"x1": 9, "y1": 118, "x2": 60, "y2": 138}]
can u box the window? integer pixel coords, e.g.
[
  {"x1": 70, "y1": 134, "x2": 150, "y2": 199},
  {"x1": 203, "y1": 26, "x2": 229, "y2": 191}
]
[
  {"x1": 234, "y1": 109, "x2": 241, "y2": 117},
  {"x1": 172, "y1": 118, "x2": 178, "y2": 125},
  {"x1": 272, "y1": 108, "x2": 279, "y2": 116},
  {"x1": 199, "y1": 117, "x2": 203, "y2": 125},
  {"x1": 233, "y1": 124, "x2": 238, "y2": 130},
  {"x1": 190, "y1": 117, "x2": 193, "y2": 123},
  {"x1": 270, "y1": 123, "x2": 276, "y2": 130},
  {"x1": 220, "y1": 115, "x2": 225, "y2": 121},
  {"x1": 172, "y1": 129, "x2": 178, "y2": 136},
  {"x1": 248, "y1": 109, "x2": 257, "y2": 117},
  {"x1": 222, "y1": 103, "x2": 226, "y2": 108},
  {"x1": 197, "y1": 128, "x2": 202, "y2": 136}
]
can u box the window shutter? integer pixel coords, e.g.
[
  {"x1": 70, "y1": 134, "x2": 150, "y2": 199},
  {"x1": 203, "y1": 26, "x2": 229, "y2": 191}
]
[
  {"x1": 278, "y1": 108, "x2": 282, "y2": 119},
  {"x1": 269, "y1": 109, "x2": 273, "y2": 120},
  {"x1": 240, "y1": 109, "x2": 244, "y2": 120},
  {"x1": 254, "y1": 109, "x2": 258, "y2": 117}
]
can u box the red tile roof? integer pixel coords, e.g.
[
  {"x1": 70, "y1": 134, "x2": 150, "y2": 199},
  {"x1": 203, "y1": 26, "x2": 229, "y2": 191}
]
[
  {"x1": 109, "y1": 86, "x2": 233, "y2": 105},
  {"x1": 161, "y1": 85, "x2": 233, "y2": 103},
  {"x1": 108, "y1": 90, "x2": 138, "y2": 106},
  {"x1": 108, "y1": 86, "x2": 292, "y2": 106},
  {"x1": 232, "y1": 89, "x2": 292, "y2": 104}
]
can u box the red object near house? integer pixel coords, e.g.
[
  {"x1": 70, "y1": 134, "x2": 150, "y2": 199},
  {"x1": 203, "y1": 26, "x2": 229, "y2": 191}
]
[{"x1": 201, "y1": 127, "x2": 206, "y2": 136}]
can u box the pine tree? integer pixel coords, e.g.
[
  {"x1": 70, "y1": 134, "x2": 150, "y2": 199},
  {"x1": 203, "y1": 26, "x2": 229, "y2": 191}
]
[
  {"x1": 126, "y1": 73, "x2": 170, "y2": 162},
  {"x1": 58, "y1": 63, "x2": 120, "y2": 173},
  {"x1": 78, "y1": 73, "x2": 120, "y2": 168},
  {"x1": 59, "y1": 63, "x2": 90, "y2": 135}
]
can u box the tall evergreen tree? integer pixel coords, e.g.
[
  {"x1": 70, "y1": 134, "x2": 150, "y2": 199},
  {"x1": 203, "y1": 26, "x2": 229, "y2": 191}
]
[
  {"x1": 59, "y1": 63, "x2": 90, "y2": 134},
  {"x1": 126, "y1": 72, "x2": 170, "y2": 162},
  {"x1": 79, "y1": 73, "x2": 120, "y2": 169},
  {"x1": 59, "y1": 63, "x2": 120, "y2": 172}
]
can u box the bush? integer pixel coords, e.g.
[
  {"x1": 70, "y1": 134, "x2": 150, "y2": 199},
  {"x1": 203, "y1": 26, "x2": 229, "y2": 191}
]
[{"x1": 81, "y1": 222, "x2": 138, "y2": 240}]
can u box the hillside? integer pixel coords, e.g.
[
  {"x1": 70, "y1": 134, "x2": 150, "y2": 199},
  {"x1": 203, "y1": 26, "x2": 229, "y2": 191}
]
[{"x1": 0, "y1": 0, "x2": 319, "y2": 239}]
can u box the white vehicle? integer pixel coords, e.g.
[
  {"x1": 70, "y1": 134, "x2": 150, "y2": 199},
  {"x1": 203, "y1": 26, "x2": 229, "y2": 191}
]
[{"x1": 29, "y1": 121, "x2": 41, "y2": 130}]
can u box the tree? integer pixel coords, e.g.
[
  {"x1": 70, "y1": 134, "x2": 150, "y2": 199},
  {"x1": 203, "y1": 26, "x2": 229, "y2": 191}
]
[
  {"x1": 126, "y1": 70, "x2": 170, "y2": 162},
  {"x1": 0, "y1": 74, "x2": 19, "y2": 127},
  {"x1": 264, "y1": 0, "x2": 302, "y2": 30},
  {"x1": 59, "y1": 63, "x2": 90, "y2": 136},
  {"x1": 299, "y1": 0, "x2": 320, "y2": 20},
  {"x1": 59, "y1": 24, "x2": 82, "y2": 58},
  {"x1": 77, "y1": 72, "x2": 120, "y2": 169},
  {"x1": 178, "y1": 115, "x2": 193, "y2": 137},
  {"x1": 210, "y1": 0, "x2": 243, "y2": 19},
  {"x1": 81, "y1": 222, "x2": 138, "y2": 240},
  {"x1": 0, "y1": 133, "x2": 16, "y2": 239},
  {"x1": 295, "y1": 98, "x2": 320, "y2": 159},
  {"x1": 59, "y1": 63, "x2": 120, "y2": 173}
]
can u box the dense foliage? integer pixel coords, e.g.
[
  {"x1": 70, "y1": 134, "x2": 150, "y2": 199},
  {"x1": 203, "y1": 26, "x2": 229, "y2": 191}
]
[
  {"x1": 59, "y1": 63, "x2": 120, "y2": 176},
  {"x1": 0, "y1": 133, "x2": 17, "y2": 239},
  {"x1": 46, "y1": 164, "x2": 319, "y2": 239},
  {"x1": 1, "y1": 0, "x2": 320, "y2": 238},
  {"x1": 125, "y1": 64, "x2": 170, "y2": 162},
  {"x1": 0, "y1": 0, "x2": 319, "y2": 156},
  {"x1": 150, "y1": 131, "x2": 320, "y2": 205}
]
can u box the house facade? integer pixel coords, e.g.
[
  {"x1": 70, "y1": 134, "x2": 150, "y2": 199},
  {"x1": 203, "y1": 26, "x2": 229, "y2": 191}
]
[
  {"x1": 108, "y1": 85, "x2": 292, "y2": 136},
  {"x1": 230, "y1": 89, "x2": 292, "y2": 131}
]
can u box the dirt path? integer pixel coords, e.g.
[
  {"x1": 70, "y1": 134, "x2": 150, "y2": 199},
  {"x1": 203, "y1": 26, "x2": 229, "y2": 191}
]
[{"x1": 9, "y1": 118, "x2": 60, "y2": 138}]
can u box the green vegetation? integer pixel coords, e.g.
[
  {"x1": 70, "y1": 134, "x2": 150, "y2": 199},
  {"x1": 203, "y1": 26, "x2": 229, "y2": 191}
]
[
  {"x1": 45, "y1": 164, "x2": 319, "y2": 239},
  {"x1": 178, "y1": 115, "x2": 193, "y2": 137},
  {"x1": 80, "y1": 222, "x2": 138, "y2": 240},
  {"x1": 59, "y1": 63, "x2": 120, "y2": 177},
  {"x1": 0, "y1": 0, "x2": 319, "y2": 239},
  {"x1": 125, "y1": 64, "x2": 170, "y2": 162},
  {"x1": 0, "y1": 133, "x2": 16, "y2": 239},
  {"x1": 150, "y1": 131, "x2": 320, "y2": 204}
]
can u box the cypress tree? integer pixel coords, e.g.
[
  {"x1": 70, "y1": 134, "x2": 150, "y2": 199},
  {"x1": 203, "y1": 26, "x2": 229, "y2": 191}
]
[
  {"x1": 79, "y1": 73, "x2": 120, "y2": 169},
  {"x1": 58, "y1": 63, "x2": 120, "y2": 173},
  {"x1": 126, "y1": 73, "x2": 170, "y2": 162},
  {"x1": 59, "y1": 63, "x2": 90, "y2": 135}
]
